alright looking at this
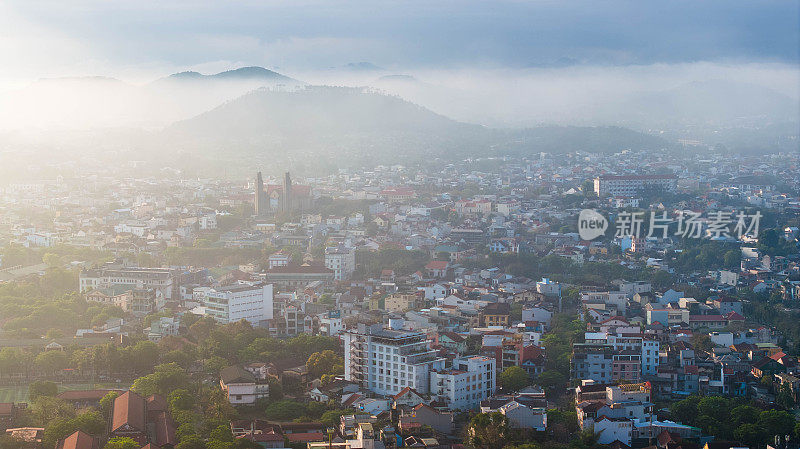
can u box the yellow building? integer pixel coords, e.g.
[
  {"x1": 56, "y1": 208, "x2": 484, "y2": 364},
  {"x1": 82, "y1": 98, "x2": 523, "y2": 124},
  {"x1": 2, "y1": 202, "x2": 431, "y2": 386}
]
[{"x1": 384, "y1": 293, "x2": 418, "y2": 313}]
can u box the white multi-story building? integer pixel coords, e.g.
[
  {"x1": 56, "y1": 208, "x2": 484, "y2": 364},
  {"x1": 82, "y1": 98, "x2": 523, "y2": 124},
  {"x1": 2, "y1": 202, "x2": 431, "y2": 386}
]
[
  {"x1": 80, "y1": 266, "x2": 176, "y2": 299},
  {"x1": 594, "y1": 174, "x2": 678, "y2": 197},
  {"x1": 267, "y1": 251, "x2": 291, "y2": 270},
  {"x1": 581, "y1": 291, "x2": 628, "y2": 314},
  {"x1": 614, "y1": 280, "x2": 652, "y2": 298},
  {"x1": 343, "y1": 323, "x2": 445, "y2": 396},
  {"x1": 583, "y1": 332, "x2": 660, "y2": 379},
  {"x1": 199, "y1": 283, "x2": 274, "y2": 325},
  {"x1": 319, "y1": 311, "x2": 344, "y2": 336},
  {"x1": 574, "y1": 383, "x2": 676, "y2": 446},
  {"x1": 220, "y1": 365, "x2": 269, "y2": 405},
  {"x1": 642, "y1": 337, "x2": 660, "y2": 375},
  {"x1": 571, "y1": 343, "x2": 614, "y2": 383},
  {"x1": 199, "y1": 213, "x2": 218, "y2": 230},
  {"x1": 147, "y1": 317, "x2": 181, "y2": 342},
  {"x1": 25, "y1": 232, "x2": 58, "y2": 248},
  {"x1": 325, "y1": 245, "x2": 356, "y2": 281},
  {"x1": 429, "y1": 355, "x2": 496, "y2": 410},
  {"x1": 536, "y1": 277, "x2": 561, "y2": 297}
]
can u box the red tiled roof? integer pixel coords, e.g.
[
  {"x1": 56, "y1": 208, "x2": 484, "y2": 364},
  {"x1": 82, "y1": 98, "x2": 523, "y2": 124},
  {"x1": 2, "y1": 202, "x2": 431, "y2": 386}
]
[
  {"x1": 0, "y1": 403, "x2": 14, "y2": 416},
  {"x1": 724, "y1": 312, "x2": 745, "y2": 321},
  {"x1": 146, "y1": 394, "x2": 168, "y2": 412},
  {"x1": 342, "y1": 393, "x2": 362, "y2": 407},
  {"x1": 56, "y1": 431, "x2": 99, "y2": 449},
  {"x1": 153, "y1": 410, "x2": 177, "y2": 447},
  {"x1": 286, "y1": 433, "x2": 326, "y2": 443},
  {"x1": 770, "y1": 351, "x2": 788, "y2": 361},
  {"x1": 689, "y1": 315, "x2": 726, "y2": 321},
  {"x1": 600, "y1": 316, "x2": 629, "y2": 324},
  {"x1": 111, "y1": 391, "x2": 146, "y2": 433},
  {"x1": 239, "y1": 432, "x2": 284, "y2": 442},
  {"x1": 425, "y1": 261, "x2": 449, "y2": 270},
  {"x1": 267, "y1": 264, "x2": 333, "y2": 274}
]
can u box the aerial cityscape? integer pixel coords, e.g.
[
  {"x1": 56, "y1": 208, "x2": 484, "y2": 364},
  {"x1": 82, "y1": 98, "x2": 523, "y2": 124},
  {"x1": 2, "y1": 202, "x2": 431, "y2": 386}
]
[{"x1": 0, "y1": 2, "x2": 798, "y2": 449}]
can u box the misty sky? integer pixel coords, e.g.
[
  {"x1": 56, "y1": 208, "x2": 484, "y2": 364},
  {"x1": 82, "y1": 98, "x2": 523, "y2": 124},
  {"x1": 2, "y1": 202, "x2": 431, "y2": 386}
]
[{"x1": 1, "y1": 0, "x2": 798, "y2": 85}]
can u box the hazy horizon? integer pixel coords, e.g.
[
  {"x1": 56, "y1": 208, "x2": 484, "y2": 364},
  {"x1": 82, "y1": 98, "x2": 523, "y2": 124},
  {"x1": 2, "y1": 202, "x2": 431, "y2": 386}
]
[{"x1": 0, "y1": 0, "x2": 797, "y2": 154}]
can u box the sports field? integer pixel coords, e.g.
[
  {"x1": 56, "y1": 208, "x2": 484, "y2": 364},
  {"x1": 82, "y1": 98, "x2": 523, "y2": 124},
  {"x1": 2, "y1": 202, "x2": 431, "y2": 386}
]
[{"x1": 0, "y1": 382, "x2": 129, "y2": 403}]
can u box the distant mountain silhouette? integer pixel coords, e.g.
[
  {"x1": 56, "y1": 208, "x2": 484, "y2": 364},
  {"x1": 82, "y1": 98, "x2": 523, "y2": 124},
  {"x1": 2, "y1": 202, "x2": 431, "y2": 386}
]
[
  {"x1": 153, "y1": 66, "x2": 302, "y2": 85},
  {"x1": 343, "y1": 62, "x2": 385, "y2": 71},
  {"x1": 160, "y1": 86, "x2": 670, "y2": 164}
]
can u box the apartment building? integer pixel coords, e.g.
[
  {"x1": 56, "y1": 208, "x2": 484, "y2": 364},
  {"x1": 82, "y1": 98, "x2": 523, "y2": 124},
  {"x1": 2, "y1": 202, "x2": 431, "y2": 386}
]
[
  {"x1": 429, "y1": 355, "x2": 496, "y2": 410},
  {"x1": 581, "y1": 291, "x2": 627, "y2": 314},
  {"x1": 343, "y1": 322, "x2": 445, "y2": 396},
  {"x1": 584, "y1": 333, "x2": 660, "y2": 380},
  {"x1": 79, "y1": 266, "x2": 176, "y2": 299},
  {"x1": 384, "y1": 292, "x2": 419, "y2": 313},
  {"x1": 571, "y1": 343, "x2": 614, "y2": 383},
  {"x1": 325, "y1": 245, "x2": 356, "y2": 281},
  {"x1": 196, "y1": 283, "x2": 274, "y2": 325},
  {"x1": 593, "y1": 174, "x2": 678, "y2": 197}
]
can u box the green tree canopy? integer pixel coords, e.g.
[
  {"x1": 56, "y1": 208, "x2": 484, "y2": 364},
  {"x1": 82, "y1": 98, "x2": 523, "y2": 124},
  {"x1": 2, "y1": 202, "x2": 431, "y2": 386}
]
[
  {"x1": 105, "y1": 437, "x2": 141, "y2": 449},
  {"x1": 468, "y1": 412, "x2": 515, "y2": 449},
  {"x1": 29, "y1": 380, "x2": 58, "y2": 399},
  {"x1": 499, "y1": 366, "x2": 530, "y2": 392},
  {"x1": 306, "y1": 350, "x2": 344, "y2": 379}
]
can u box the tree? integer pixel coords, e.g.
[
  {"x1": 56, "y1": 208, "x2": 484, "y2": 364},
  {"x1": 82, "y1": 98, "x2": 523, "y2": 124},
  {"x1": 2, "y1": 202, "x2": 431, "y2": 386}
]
[
  {"x1": 690, "y1": 334, "x2": 714, "y2": 352},
  {"x1": 320, "y1": 409, "x2": 354, "y2": 428},
  {"x1": 129, "y1": 340, "x2": 160, "y2": 373},
  {"x1": 758, "y1": 410, "x2": 795, "y2": 439},
  {"x1": 723, "y1": 250, "x2": 740, "y2": 268},
  {"x1": 43, "y1": 411, "x2": 106, "y2": 448},
  {"x1": 177, "y1": 422, "x2": 200, "y2": 441},
  {"x1": 35, "y1": 351, "x2": 68, "y2": 375},
  {"x1": 696, "y1": 396, "x2": 729, "y2": 421},
  {"x1": 29, "y1": 380, "x2": 58, "y2": 399},
  {"x1": 776, "y1": 384, "x2": 795, "y2": 410},
  {"x1": 546, "y1": 408, "x2": 579, "y2": 440},
  {"x1": 210, "y1": 425, "x2": 234, "y2": 442},
  {"x1": 499, "y1": 366, "x2": 530, "y2": 392},
  {"x1": 730, "y1": 405, "x2": 760, "y2": 428},
  {"x1": 581, "y1": 180, "x2": 596, "y2": 198},
  {"x1": 105, "y1": 437, "x2": 141, "y2": 449},
  {"x1": 176, "y1": 435, "x2": 207, "y2": 449},
  {"x1": 734, "y1": 423, "x2": 767, "y2": 448},
  {"x1": 263, "y1": 400, "x2": 307, "y2": 421},
  {"x1": 132, "y1": 363, "x2": 189, "y2": 396},
  {"x1": 0, "y1": 348, "x2": 24, "y2": 376},
  {"x1": 306, "y1": 350, "x2": 344, "y2": 379},
  {"x1": 100, "y1": 392, "x2": 120, "y2": 419},
  {"x1": 0, "y1": 435, "x2": 25, "y2": 449},
  {"x1": 31, "y1": 396, "x2": 75, "y2": 423},
  {"x1": 670, "y1": 396, "x2": 700, "y2": 425},
  {"x1": 231, "y1": 439, "x2": 262, "y2": 449},
  {"x1": 468, "y1": 412, "x2": 515, "y2": 449},
  {"x1": 42, "y1": 253, "x2": 63, "y2": 268},
  {"x1": 537, "y1": 370, "x2": 567, "y2": 396},
  {"x1": 169, "y1": 389, "x2": 196, "y2": 412}
]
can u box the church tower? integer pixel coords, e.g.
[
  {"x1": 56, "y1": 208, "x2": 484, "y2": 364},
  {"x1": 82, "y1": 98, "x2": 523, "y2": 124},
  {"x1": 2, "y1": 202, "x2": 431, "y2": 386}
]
[
  {"x1": 281, "y1": 172, "x2": 293, "y2": 213},
  {"x1": 254, "y1": 172, "x2": 267, "y2": 216}
]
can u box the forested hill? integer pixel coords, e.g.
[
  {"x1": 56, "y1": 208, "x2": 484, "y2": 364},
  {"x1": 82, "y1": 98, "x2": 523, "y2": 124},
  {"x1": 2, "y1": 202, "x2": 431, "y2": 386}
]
[{"x1": 159, "y1": 86, "x2": 672, "y2": 165}]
